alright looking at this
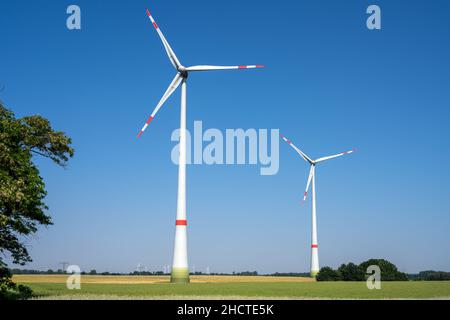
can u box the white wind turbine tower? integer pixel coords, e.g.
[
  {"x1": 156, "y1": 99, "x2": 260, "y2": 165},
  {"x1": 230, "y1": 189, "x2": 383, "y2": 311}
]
[
  {"x1": 137, "y1": 7, "x2": 264, "y2": 283},
  {"x1": 280, "y1": 134, "x2": 355, "y2": 277}
]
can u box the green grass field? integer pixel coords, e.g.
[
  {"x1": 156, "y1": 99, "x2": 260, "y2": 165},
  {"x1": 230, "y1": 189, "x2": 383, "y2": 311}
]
[{"x1": 12, "y1": 275, "x2": 450, "y2": 300}]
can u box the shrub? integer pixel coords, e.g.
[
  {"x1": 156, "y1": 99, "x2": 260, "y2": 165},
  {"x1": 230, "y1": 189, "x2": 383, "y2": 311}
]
[{"x1": 0, "y1": 265, "x2": 33, "y2": 300}]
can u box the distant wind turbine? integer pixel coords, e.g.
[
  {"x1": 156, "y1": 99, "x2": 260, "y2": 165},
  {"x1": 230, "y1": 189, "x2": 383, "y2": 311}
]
[{"x1": 281, "y1": 134, "x2": 355, "y2": 277}]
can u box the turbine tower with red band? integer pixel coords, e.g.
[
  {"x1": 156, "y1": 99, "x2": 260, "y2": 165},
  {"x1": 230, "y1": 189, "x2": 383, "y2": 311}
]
[
  {"x1": 280, "y1": 134, "x2": 354, "y2": 277},
  {"x1": 138, "y1": 7, "x2": 264, "y2": 283}
]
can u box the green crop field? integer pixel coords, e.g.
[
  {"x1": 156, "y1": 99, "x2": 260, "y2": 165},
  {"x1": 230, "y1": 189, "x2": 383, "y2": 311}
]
[{"x1": 12, "y1": 275, "x2": 450, "y2": 300}]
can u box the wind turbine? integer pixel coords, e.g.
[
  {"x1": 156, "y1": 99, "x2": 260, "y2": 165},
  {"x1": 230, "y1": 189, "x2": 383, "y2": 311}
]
[
  {"x1": 138, "y1": 7, "x2": 264, "y2": 283},
  {"x1": 280, "y1": 134, "x2": 354, "y2": 277}
]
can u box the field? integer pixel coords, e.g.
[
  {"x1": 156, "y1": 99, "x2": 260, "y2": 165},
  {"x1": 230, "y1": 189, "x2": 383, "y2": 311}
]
[{"x1": 13, "y1": 275, "x2": 450, "y2": 300}]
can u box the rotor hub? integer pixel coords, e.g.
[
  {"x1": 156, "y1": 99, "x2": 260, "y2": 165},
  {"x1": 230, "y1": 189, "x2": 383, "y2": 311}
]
[{"x1": 180, "y1": 70, "x2": 188, "y2": 79}]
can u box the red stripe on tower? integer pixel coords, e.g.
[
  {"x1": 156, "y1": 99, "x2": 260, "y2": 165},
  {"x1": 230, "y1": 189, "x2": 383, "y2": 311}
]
[
  {"x1": 311, "y1": 244, "x2": 318, "y2": 248},
  {"x1": 176, "y1": 220, "x2": 187, "y2": 226}
]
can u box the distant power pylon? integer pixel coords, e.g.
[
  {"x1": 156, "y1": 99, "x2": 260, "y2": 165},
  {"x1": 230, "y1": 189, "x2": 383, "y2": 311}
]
[
  {"x1": 59, "y1": 261, "x2": 69, "y2": 272},
  {"x1": 163, "y1": 265, "x2": 171, "y2": 274}
]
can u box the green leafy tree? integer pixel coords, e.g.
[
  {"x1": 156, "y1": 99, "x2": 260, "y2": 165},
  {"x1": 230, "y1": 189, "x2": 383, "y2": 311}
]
[
  {"x1": 359, "y1": 259, "x2": 408, "y2": 281},
  {"x1": 417, "y1": 270, "x2": 450, "y2": 281},
  {"x1": 316, "y1": 266, "x2": 342, "y2": 281},
  {"x1": 338, "y1": 262, "x2": 365, "y2": 281},
  {"x1": 0, "y1": 102, "x2": 74, "y2": 299}
]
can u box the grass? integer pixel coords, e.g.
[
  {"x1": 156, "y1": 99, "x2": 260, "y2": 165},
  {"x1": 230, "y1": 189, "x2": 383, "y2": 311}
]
[{"x1": 12, "y1": 275, "x2": 450, "y2": 300}]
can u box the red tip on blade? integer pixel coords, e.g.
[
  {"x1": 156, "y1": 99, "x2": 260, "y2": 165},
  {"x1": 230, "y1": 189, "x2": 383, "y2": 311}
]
[
  {"x1": 146, "y1": 116, "x2": 154, "y2": 125},
  {"x1": 146, "y1": 8, "x2": 151, "y2": 17},
  {"x1": 256, "y1": 65, "x2": 265, "y2": 68},
  {"x1": 137, "y1": 131, "x2": 144, "y2": 138}
]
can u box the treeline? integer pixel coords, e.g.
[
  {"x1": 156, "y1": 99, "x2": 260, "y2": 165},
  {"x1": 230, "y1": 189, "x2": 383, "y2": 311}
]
[
  {"x1": 10, "y1": 269, "x2": 306, "y2": 277},
  {"x1": 267, "y1": 272, "x2": 311, "y2": 277},
  {"x1": 10, "y1": 269, "x2": 68, "y2": 275},
  {"x1": 9, "y1": 269, "x2": 261, "y2": 276},
  {"x1": 409, "y1": 270, "x2": 450, "y2": 281},
  {"x1": 232, "y1": 271, "x2": 258, "y2": 276},
  {"x1": 10, "y1": 269, "x2": 170, "y2": 276},
  {"x1": 11, "y1": 267, "x2": 450, "y2": 280},
  {"x1": 316, "y1": 259, "x2": 408, "y2": 281}
]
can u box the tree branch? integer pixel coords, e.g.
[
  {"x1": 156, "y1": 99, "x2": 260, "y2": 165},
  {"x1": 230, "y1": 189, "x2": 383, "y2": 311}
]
[{"x1": 30, "y1": 149, "x2": 50, "y2": 159}]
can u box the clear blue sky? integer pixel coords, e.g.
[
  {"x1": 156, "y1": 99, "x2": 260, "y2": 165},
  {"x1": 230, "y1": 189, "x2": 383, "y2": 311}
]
[{"x1": 1, "y1": 0, "x2": 449, "y2": 274}]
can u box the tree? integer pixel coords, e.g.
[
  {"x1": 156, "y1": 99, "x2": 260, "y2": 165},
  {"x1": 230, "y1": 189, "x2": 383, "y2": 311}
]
[
  {"x1": 338, "y1": 263, "x2": 365, "y2": 281},
  {"x1": 416, "y1": 271, "x2": 450, "y2": 281},
  {"x1": 316, "y1": 267, "x2": 342, "y2": 281},
  {"x1": 0, "y1": 102, "x2": 74, "y2": 299},
  {"x1": 359, "y1": 259, "x2": 408, "y2": 281}
]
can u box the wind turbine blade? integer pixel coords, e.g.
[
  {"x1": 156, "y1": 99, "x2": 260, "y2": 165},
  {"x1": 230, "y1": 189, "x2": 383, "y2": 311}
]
[
  {"x1": 137, "y1": 73, "x2": 183, "y2": 138},
  {"x1": 146, "y1": 8, "x2": 182, "y2": 70},
  {"x1": 303, "y1": 166, "x2": 315, "y2": 202},
  {"x1": 185, "y1": 65, "x2": 264, "y2": 72},
  {"x1": 280, "y1": 134, "x2": 314, "y2": 164},
  {"x1": 315, "y1": 149, "x2": 355, "y2": 163}
]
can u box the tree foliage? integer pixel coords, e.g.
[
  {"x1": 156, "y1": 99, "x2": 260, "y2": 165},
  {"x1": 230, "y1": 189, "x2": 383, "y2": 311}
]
[
  {"x1": 359, "y1": 259, "x2": 408, "y2": 281},
  {"x1": 0, "y1": 102, "x2": 74, "y2": 299},
  {"x1": 316, "y1": 259, "x2": 408, "y2": 282},
  {"x1": 338, "y1": 262, "x2": 365, "y2": 281},
  {"x1": 414, "y1": 271, "x2": 450, "y2": 281},
  {"x1": 316, "y1": 267, "x2": 342, "y2": 281}
]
